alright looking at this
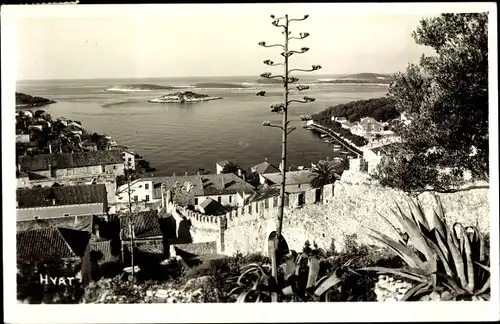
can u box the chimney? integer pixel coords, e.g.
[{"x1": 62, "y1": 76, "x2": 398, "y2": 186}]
[
  {"x1": 161, "y1": 186, "x2": 165, "y2": 209},
  {"x1": 237, "y1": 169, "x2": 242, "y2": 177},
  {"x1": 185, "y1": 171, "x2": 188, "y2": 176},
  {"x1": 166, "y1": 189, "x2": 172, "y2": 204},
  {"x1": 265, "y1": 157, "x2": 268, "y2": 162},
  {"x1": 197, "y1": 171, "x2": 200, "y2": 175},
  {"x1": 52, "y1": 198, "x2": 56, "y2": 205},
  {"x1": 94, "y1": 222, "x2": 100, "y2": 238},
  {"x1": 49, "y1": 144, "x2": 52, "y2": 154}
]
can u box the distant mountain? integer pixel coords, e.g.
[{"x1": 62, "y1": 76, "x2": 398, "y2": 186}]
[
  {"x1": 318, "y1": 73, "x2": 395, "y2": 84},
  {"x1": 16, "y1": 93, "x2": 56, "y2": 109},
  {"x1": 194, "y1": 83, "x2": 249, "y2": 89},
  {"x1": 255, "y1": 78, "x2": 283, "y2": 84}
]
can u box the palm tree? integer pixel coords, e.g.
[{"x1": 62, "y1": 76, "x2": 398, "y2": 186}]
[{"x1": 310, "y1": 162, "x2": 337, "y2": 189}]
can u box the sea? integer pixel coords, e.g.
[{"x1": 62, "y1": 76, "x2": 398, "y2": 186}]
[{"x1": 16, "y1": 75, "x2": 389, "y2": 176}]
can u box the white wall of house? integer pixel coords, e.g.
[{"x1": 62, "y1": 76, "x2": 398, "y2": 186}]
[
  {"x1": 350, "y1": 125, "x2": 364, "y2": 137},
  {"x1": 55, "y1": 163, "x2": 125, "y2": 177},
  {"x1": 195, "y1": 194, "x2": 241, "y2": 207},
  {"x1": 16, "y1": 134, "x2": 30, "y2": 143},
  {"x1": 16, "y1": 203, "x2": 105, "y2": 221},
  {"x1": 116, "y1": 179, "x2": 154, "y2": 205},
  {"x1": 17, "y1": 177, "x2": 30, "y2": 188},
  {"x1": 122, "y1": 151, "x2": 135, "y2": 170}
]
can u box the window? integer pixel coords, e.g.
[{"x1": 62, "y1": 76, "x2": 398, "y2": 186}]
[
  {"x1": 264, "y1": 199, "x2": 269, "y2": 209},
  {"x1": 145, "y1": 195, "x2": 150, "y2": 202},
  {"x1": 229, "y1": 196, "x2": 232, "y2": 203},
  {"x1": 145, "y1": 184, "x2": 149, "y2": 190},
  {"x1": 298, "y1": 184, "x2": 301, "y2": 189},
  {"x1": 128, "y1": 157, "x2": 132, "y2": 162},
  {"x1": 256, "y1": 203, "x2": 259, "y2": 213},
  {"x1": 63, "y1": 213, "x2": 70, "y2": 217},
  {"x1": 113, "y1": 165, "x2": 116, "y2": 169},
  {"x1": 217, "y1": 196, "x2": 221, "y2": 203},
  {"x1": 134, "y1": 196, "x2": 138, "y2": 202},
  {"x1": 194, "y1": 198, "x2": 198, "y2": 205},
  {"x1": 102, "y1": 165, "x2": 106, "y2": 172}
]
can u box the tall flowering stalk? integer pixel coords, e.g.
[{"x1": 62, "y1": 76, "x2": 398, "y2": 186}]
[{"x1": 257, "y1": 14, "x2": 322, "y2": 280}]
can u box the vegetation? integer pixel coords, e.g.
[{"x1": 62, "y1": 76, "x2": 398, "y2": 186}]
[
  {"x1": 310, "y1": 162, "x2": 338, "y2": 189},
  {"x1": 373, "y1": 13, "x2": 489, "y2": 193},
  {"x1": 221, "y1": 161, "x2": 240, "y2": 175},
  {"x1": 16, "y1": 92, "x2": 56, "y2": 108},
  {"x1": 360, "y1": 195, "x2": 490, "y2": 301},
  {"x1": 321, "y1": 97, "x2": 399, "y2": 123}
]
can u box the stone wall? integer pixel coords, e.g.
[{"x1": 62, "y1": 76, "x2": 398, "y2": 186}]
[{"x1": 221, "y1": 182, "x2": 490, "y2": 255}]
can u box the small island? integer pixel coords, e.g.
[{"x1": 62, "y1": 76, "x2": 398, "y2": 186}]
[
  {"x1": 318, "y1": 73, "x2": 395, "y2": 85},
  {"x1": 105, "y1": 84, "x2": 176, "y2": 92},
  {"x1": 194, "y1": 83, "x2": 249, "y2": 89},
  {"x1": 16, "y1": 93, "x2": 56, "y2": 109},
  {"x1": 148, "y1": 91, "x2": 222, "y2": 103}
]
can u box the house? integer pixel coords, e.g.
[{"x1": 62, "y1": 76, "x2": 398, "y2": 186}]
[
  {"x1": 16, "y1": 184, "x2": 109, "y2": 221},
  {"x1": 260, "y1": 170, "x2": 316, "y2": 193},
  {"x1": 250, "y1": 160, "x2": 281, "y2": 184},
  {"x1": 215, "y1": 160, "x2": 234, "y2": 174},
  {"x1": 81, "y1": 141, "x2": 98, "y2": 152},
  {"x1": 340, "y1": 121, "x2": 356, "y2": 129},
  {"x1": 19, "y1": 150, "x2": 126, "y2": 179},
  {"x1": 116, "y1": 173, "x2": 256, "y2": 209},
  {"x1": 363, "y1": 143, "x2": 399, "y2": 174},
  {"x1": 197, "y1": 197, "x2": 225, "y2": 215},
  {"x1": 351, "y1": 117, "x2": 385, "y2": 138},
  {"x1": 331, "y1": 116, "x2": 347, "y2": 123},
  {"x1": 16, "y1": 133, "x2": 30, "y2": 143},
  {"x1": 17, "y1": 227, "x2": 91, "y2": 263},
  {"x1": 122, "y1": 151, "x2": 136, "y2": 170}
]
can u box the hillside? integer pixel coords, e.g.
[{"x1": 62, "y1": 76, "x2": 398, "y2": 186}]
[
  {"x1": 315, "y1": 97, "x2": 399, "y2": 123},
  {"x1": 16, "y1": 93, "x2": 56, "y2": 108},
  {"x1": 105, "y1": 84, "x2": 176, "y2": 92}
]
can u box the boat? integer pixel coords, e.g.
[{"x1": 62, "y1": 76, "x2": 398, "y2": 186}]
[
  {"x1": 320, "y1": 134, "x2": 328, "y2": 138},
  {"x1": 333, "y1": 144, "x2": 341, "y2": 149}
]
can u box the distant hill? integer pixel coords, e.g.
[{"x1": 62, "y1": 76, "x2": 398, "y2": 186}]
[
  {"x1": 315, "y1": 97, "x2": 399, "y2": 123},
  {"x1": 255, "y1": 78, "x2": 283, "y2": 84},
  {"x1": 194, "y1": 83, "x2": 249, "y2": 89},
  {"x1": 16, "y1": 93, "x2": 56, "y2": 109},
  {"x1": 318, "y1": 73, "x2": 395, "y2": 84}
]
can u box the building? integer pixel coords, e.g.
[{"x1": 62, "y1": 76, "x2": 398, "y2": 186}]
[
  {"x1": 19, "y1": 150, "x2": 126, "y2": 179},
  {"x1": 17, "y1": 227, "x2": 91, "y2": 263},
  {"x1": 331, "y1": 116, "x2": 347, "y2": 123},
  {"x1": 350, "y1": 117, "x2": 385, "y2": 138},
  {"x1": 122, "y1": 151, "x2": 136, "y2": 170},
  {"x1": 116, "y1": 173, "x2": 256, "y2": 209},
  {"x1": 363, "y1": 143, "x2": 399, "y2": 174},
  {"x1": 250, "y1": 160, "x2": 281, "y2": 185},
  {"x1": 16, "y1": 133, "x2": 30, "y2": 143},
  {"x1": 197, "y1": 197, "x2": 225, "y2": 215},
  {"x1": 260, "y1": 170, "x2": 315, "y2": 193},
  {"x1": 215, "y1": 160, "x2": 232, "y2": 174},
  {"x1": 16, "y1": 184, "x2": 109, "y2": 221}
]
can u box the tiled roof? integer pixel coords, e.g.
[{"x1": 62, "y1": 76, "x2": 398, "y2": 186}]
[
  {"x1": 16, "y1": 215, "x2": 94, "y2": 232},
  {"x1": 244, "y1": 186, "x2": 281, "y2": 204},
  {"x1": 151, "y1": 173, "x2": 255, "y2": 204},
  {"x1": 198, "y1": 198, "x2": 224, "y2": 215},
  {"x1": 17, "y1": 184, "x2": 107, "y2": 208},
  {"x1": 17, "y1": 227, "x2": 91, "y2": 263},
  {"x1": 19, "y1": 150, "x2": 124, "y2": 171},
  {"x1": 251, "y1": 161, "x2": 280, "y2": 175},
  {"x1": 89, "y1": 239, "x2": 121, "y2": 264},
  {"x1": 120, "y1": 210, "x2": 163, "y2": 239},
  {"x1": 262, "y1": 170, "x2": 316, "y2": 186}
]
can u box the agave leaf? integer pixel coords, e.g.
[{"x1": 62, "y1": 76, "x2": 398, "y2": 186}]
[
  {"x1": 391, "y1": 203, "x2": 435, "y2": 264},
  {"x1": 434, "y1": 230, "x2": 451, "y2": 263},
  {"x1": 314, "y1": 273, "x2": 342, "y2": 297},
  {"x1": 407, "y1": 197, "x2": 430, "y2": 231},
  {"x1": 358, "y1": 267, "x2": 427, "y2": 283},
  {"x1": 368, "y1": 230, "x2": 425, "y2": 269},
  {"x1": 426, "y1": 235, "x2": 454, "y2": 277},
  {"x1": 431, "y1": 209, "x2": 447, "y2": 239},
  {"x1": 437, "y1": 273, "x2": 467, "y2": 295},
  {"x1": 241, "y1": 263, "x2": 266, "y2": 275},
  {"x1": 229, "y1": 287, "x2": 242, "y2": 295},
  {"x1": 433, "y1": 193, "x2": 445, "y2": 219},
  {"x1": 475, "y1": 277, "x2": 490, "y2": 295},
  {"x1": 469, "y1": 226, "x2": 486, "y2": 263},
  {"x1": 462, "y1": 231, "x2": 475, "y2": 293},
  {"x1": 447, "y1": 229, "x2": 468, "y2": 290},
  {"x1": 307, "y1": 257, "x2": 320, "y2": 289},
  {"x1": 401, "y1": 282, "x2": 431, "y2": 301},
  {"x1": 236, "y1": 291, "x2": 251, "y2": 303},
  {"x1": 237, "y1": 268, "x2": 260, "y2": 287},
  {"x1": 376, "y1": 211, "x2": 404, "y2": 239},
  {"x1": 474, "y1": 262, "x2": 490, "y2": 272}
]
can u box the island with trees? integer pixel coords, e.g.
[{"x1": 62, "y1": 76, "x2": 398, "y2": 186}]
[
  {"x1": 318, "y1": 97, "x2": 399, "y2": 123},
  {"x1": 148, "y1": 91, "x2": 222, "y2": 103},
  {"x1": 317, "y1": 73, "x2": 395, "y2": 85},
  {"x1": 16, "y1": 93, "x2": 56, "y2": 109},
  {"x1": 105, "y1": 84, "x2": 176, "y2": 92}
]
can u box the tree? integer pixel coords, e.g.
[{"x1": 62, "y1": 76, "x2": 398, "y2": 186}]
[
  {"x1": 335, "y1": 156, "x2": 350, "y2": 174},
  {"x1": 257, "y1": 14, "x2": 321, "y2": 280},
  {"x1": 373, "y1": 13, "x2": 489, "y2": 193},
  {"x1": 310, "y1": 162, "x2": 338, "y2": 189},
  {"x1": 221, "y1": 161, "x2": 239, "y2": 174}
]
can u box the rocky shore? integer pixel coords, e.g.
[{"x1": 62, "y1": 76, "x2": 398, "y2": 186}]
[
  {"x1": 16, "y1": 92, "x2": 56, "y2": 109},
  {"x1": 148, "y1": 91, "x2": 222, "y2": 103}
]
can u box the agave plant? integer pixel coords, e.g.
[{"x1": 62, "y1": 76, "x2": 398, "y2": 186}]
[
  {"x1": 229, "y1": 250, "x2": 342, "y2": 302},
  {"x1": 359, "y1": 195, "x2": 490, "y2": 301}
]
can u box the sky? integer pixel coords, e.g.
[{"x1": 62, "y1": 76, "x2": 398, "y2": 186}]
[{"x1": 6, "y1": 3, "x2": 472, "y2": 80}]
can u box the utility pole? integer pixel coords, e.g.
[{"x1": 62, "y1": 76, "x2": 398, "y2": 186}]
[
  {"x1": 257, "y1": 14, "x2": 321, "y2": 281},
  {"x1": 125, "y1": 161, "x2": 135, "y2": 281}
]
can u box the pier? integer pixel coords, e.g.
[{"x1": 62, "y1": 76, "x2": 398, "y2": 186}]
[{"x1": 306, "y1": 121, "x2": 363, "y2": 157}]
